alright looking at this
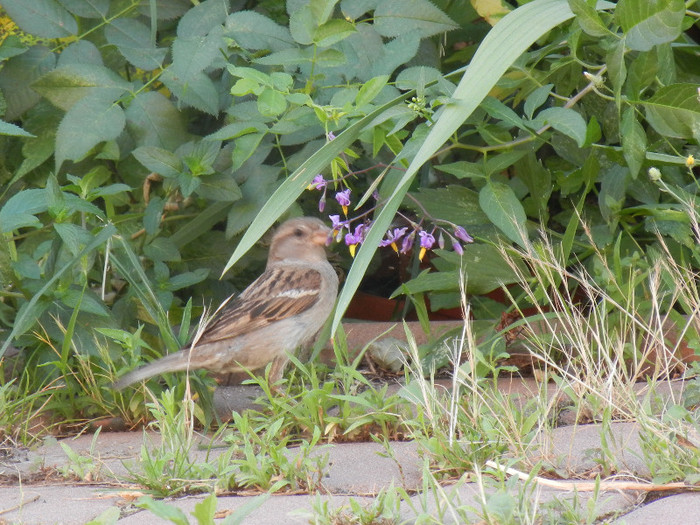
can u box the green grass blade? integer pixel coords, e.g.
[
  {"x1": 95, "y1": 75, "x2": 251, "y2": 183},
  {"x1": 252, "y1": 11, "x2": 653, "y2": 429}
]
[
  {"x1": 110, "y1": 235, "x2": 180, "y2": 352},
  {"x1": 331, "y1": 0, "x2": 615, "y2": 332}
]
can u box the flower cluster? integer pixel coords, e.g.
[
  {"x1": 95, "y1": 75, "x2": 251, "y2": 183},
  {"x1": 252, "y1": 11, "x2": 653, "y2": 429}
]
[{"x1": 308, "y1": 174, "x2": 473, "y2": 260}]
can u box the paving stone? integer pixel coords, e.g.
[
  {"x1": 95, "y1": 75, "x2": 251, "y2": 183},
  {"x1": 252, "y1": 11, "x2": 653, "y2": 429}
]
[
  {"x1": 117, "y1": 493, "x2": 377, "y2": 525},
  {"x1": 315, "y1": 441, "x2": 422, "y2": 493},
  {"x1": 531, "y1": 421, "x2": 650, "y2": 477},
  {"x1": 401, "y1": 481, "x2": 642, "y2": 523},
  {"x1": 0, "y1": 485, "x2": 120, "y2": 525},
  {"x1": 612, "y1": 493, "x2": 700, "y2": 525}
]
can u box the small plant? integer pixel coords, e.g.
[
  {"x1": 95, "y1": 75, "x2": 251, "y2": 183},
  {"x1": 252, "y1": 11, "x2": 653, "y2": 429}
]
[
  {"x1": 123, "y1": 388, "x2": 216, "y2": 497},
  {"x1": 300, "y1": 486, "x2": 403, "y2": 525},
  {"x1": 58, "y1": 427, "x2": 103, "y2": 481},
  {"x1": 225, "y1": 411, "x2": 329, "y2": 493},
  {"x1": 133, "y1": 492, "x2": 269, "y2": 525}
]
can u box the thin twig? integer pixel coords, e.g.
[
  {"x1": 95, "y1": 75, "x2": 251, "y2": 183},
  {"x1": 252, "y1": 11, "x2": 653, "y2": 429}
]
[{"x1": 486, "y1": 460, "x2": 699, "y2": 492}]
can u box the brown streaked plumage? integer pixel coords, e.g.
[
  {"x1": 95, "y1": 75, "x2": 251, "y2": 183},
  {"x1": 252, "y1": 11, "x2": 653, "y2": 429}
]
[{"x1": 113, "y1": 217, "x2": 339, "y2": 390}]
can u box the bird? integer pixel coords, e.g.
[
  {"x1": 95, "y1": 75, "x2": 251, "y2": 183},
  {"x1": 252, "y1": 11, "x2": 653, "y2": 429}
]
[{"x1": 113, "y1": 217, "x2": 339, "y2": 390}]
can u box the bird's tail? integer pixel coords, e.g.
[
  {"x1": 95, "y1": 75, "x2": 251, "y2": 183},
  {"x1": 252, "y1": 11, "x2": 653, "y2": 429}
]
[{"x1": 112, "y1": 350, "x2": 192, "y2": 390}]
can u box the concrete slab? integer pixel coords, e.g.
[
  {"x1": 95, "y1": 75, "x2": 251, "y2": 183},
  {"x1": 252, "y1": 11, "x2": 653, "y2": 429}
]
[
  {"x1": 402, "y1": 481, "x2": 642, "y2": 524},
  {"x1": 531, "y1": 422, "x2": 650, "y2": 477},
  {"x1": 612, "y1": 493, "x2": 700, "y2": 525},
  {"x1": 0, "y1": 485, "x2": 120, "y2": 525},
  {"x1": 316, "y1": 441, "x2": 422, "y2": 493}
]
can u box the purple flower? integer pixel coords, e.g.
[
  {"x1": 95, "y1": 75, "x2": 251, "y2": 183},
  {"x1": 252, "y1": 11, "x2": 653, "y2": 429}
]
[
  {"x1": 335, "y1": 188, "x2": 351, "y2": 216},
  {"x1": 419, "y1": 230, "x2": 435, "y2": 250},
  {"x1": 335, "y1": 189, "x2": 351, "y2": 207},
  {"x1": 437, "y1": 232, "x2": 445, "y2": 250},
  {"x1": 344, "y1": 224, "x2": 366, "y2": 257},
  {"x1": 329, "y1": 214, "x2": 345, "y2": 232},
  {"x1": 309, "y1": 174, "x2": 326, "y2": 191},
  {"x1": 452, "y1": 241, "x2": 464, "y2": 255},
  {"x1": 327, "y1": 131, "x2": 336, "y2": 141},
  {"x1": 418, "y1": 230, "x2": 435, "y2": 261},
  {"x1": 400, "y1": 232, "x2": 415, "y2": 254},
  {"x1": 454, "y1": 226, "x2": 473, "y2": 244},
  {"x1": 345, "y1": 224, "x2": 366, "y2": 245},
  {"x1": 379, "y1": 227, "x2": 408, "y2": 251}
]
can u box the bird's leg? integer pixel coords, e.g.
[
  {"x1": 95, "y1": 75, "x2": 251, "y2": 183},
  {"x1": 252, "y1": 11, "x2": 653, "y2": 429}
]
[{"x1": 267, "y1": 356, "x2": 289, "y2": 395}]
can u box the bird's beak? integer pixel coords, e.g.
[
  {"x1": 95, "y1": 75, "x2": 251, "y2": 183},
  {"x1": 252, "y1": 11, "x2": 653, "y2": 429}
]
[{"x1": 311, "y1": 228, "x2": 332, "y2": 247}]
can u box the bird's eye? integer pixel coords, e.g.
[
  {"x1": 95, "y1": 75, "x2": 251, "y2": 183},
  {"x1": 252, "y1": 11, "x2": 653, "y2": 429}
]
[{"x1": 294, "y1": 228, "x2": 304, "y2": 237}]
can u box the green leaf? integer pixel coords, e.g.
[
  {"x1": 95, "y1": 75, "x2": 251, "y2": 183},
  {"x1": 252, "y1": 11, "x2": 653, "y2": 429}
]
[
  {"x1": 191, "y1": 494, "x2": 217, "y2": 525},
  {"x1": 289, "y1": 5, "x2": 316, "y2": 45},
  {"x1": 372, "y1": 32, "x2": 421, "y2": 78},
  {"x1": 314, "y1": 19, "x2": 356, "y2": 47},
  {"x1": 178, "y1": 0, "x2": 228, "y2": 38},
  {"x1": 531, "y1": 107, "x2": 587, "y2": 147},
  {"x1": 254, "y1": 48, "x2": 306, "y2": 66},
  {"x1": 1, "y1": 0, "x2": 77, "y2": 38},
  {"x1": 642, "y1": 83, "x2": 700, "y2": 142},
  {"x1": 220, "y1": 494, "x2": 270, "y2": 525},
  {"x1": 485, "y1": 150, "x2": 529, "y2": 176},
  {"x1": 54, "y1": 223, "x2": 93, "y2": 255},
  {"x1": 0, "y1": 46, "x2": 55, "y2": 120},
  {"x1": 355, "y1": 75, "x2": 389, "y2": 107},
  {"x1": 0, "y1": 188, "x2": 48, "y2": 232},
  {"x1": 225, "y1": 11, "x2": 294, "y2": 51},
  {"x1": 523, "y1": 83, "x2": 553, "y2": 120},
  {"x1": 104, "y1": 18, "x2": 167, "y2": 71},
  {"x1": 340, "y1": 0, "x2": 379, "y2": 20},
  {"x1": 606, "y1": 37, "x2": 627, "y2": 104},
  {"x1": 206, "y1": 121, "x2": 267, "y2": 140},
  {"x1": 144, "y1": 197, "x2": 165, "y2": 234},
  {"x1": 434, "y1": 161, "x2": 485, "y2": 180},
  {"x1": 257, "y1": 88, "x2": 287, "y2": 117},
  {"x1": 620, "y1": 107, "x2": 647, "y2": 178},
  {"x1": 125, "y1": 92, "x2": 188, "y2": 150},
  {"x1": 60, "y1": 287, "x2": 110, "y2": 317},
  {"x1": 568, "y1": 0, "x2": 612, "y2": 37},
  {"x1": 479, "y1": 181, "x2": 528, "y2": 247},
  {"x1": 59, "y1": 0, "x2": 109, "y2": 19},
  {"x1": 374, "y1": 0, "x2": 459, "y2": 38},
  {"x1": 228, "y1": 65, "x2": 272, "y2": 86},
  {"x1": 481, "y1": 96, "x2": 528, "y2": 131},
  {"x1": 160, "y1": 68, "x2": 219, "y2": 115},
  {"x1": 144, "y1": 237, "x2": 181, "y2": 262},
  {"x1": 171, "y1": 33, "x2": 223, "y2": 79},
  {"x1": 407, "y1": 186, "x2": 490, "y2": 226},
  {"x1": 133, "y1": 146, "x2": 183, "y2": 177},
  {"x1": 401, "y1": 244, "x2": 522, "y2": 296},
  {"x1": 55, "y1": 92, "x2": 126, "y2": 171},
  {"x1": 0, "y1": 35, "x2": 27, "y2": 61},
  {"x1": 616, "y1": 0, "x2": 685, "y2": 51},
  {"x1": 85, "y1": 506, "x2": 120, "y2": 525},
  {"x1": 0, "y1": 120, "x2": 35, "y2": 137},
  {"x1": 196, "y1": 174, "x2": 242, "y2": 202},
  {"x1": 136, "y1": 496, "x2": 189, "y2": 525},
  {"x1": 232, "y1": 133, "x2": 266, "y2": 171},
  {"x1": 32, "y1": 63, "x2": 132, "y2": 111}
]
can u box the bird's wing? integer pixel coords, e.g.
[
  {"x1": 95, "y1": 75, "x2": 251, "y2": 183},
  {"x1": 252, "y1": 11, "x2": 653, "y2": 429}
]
[{"x1": 196, "y1": 265, "x2": 322, "y2": 345}]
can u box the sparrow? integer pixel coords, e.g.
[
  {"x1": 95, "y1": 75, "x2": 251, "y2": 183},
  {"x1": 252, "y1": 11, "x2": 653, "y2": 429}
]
[{"x1": 113, "y1": 217, "x2": 339, "y2": 390}]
